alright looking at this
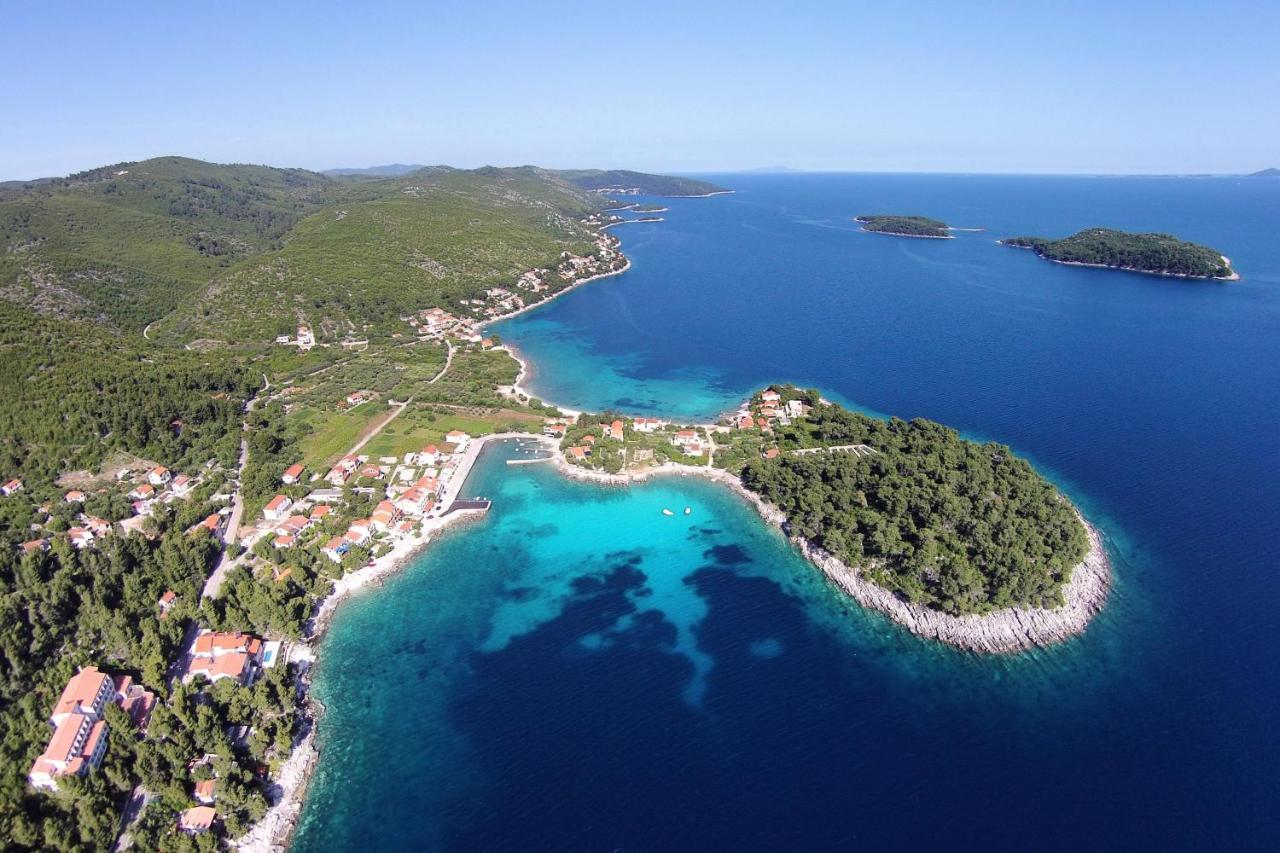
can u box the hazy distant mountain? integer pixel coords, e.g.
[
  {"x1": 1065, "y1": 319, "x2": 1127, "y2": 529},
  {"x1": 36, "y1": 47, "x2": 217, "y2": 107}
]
[
  {"x1": 323, "y1": 163, "x2": 428, "y2": 177},
  {"x1": 743, "y1": 166, "x2": 806, "y2": 174},
  {"x1": 1247, "y1": 167, "x2": 1280, "y2": 177}
]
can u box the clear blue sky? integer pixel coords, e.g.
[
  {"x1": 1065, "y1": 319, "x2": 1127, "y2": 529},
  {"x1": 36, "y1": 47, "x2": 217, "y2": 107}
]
[{"x1": 3, "y1": 0, "x2": 1277, "y2": 179}]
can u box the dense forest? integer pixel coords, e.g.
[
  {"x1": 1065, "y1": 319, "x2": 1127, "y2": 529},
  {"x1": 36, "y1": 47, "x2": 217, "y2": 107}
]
[
  {"x1": 1002, "y1": 228, "x2": 1235, "y2": 278},
  {"x1": 738, "y1": 393, "x2": 1087, "y2": 615},
  {"x1": 855, "y1": 215, "x2": 950, "y2": 237},
  {"x1": 0, "y1": 303, "x2": 251, "y2": 504}
]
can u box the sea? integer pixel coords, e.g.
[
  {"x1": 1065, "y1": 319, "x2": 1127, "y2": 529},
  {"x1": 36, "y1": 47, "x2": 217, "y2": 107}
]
[{"x1": 292, "y1": 173, "x2": 1280, "y2": 850}]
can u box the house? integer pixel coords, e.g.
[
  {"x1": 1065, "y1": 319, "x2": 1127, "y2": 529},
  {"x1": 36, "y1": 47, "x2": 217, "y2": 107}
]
[
  {"x1": 414, "y1": 474, "x2": 439, "y2": 494},
  {"x1": 277, "y1": 515, "x2": 310, "y2": 536},
  {"x1": 307, "y1": 489, "x2": 344, "y2": 504},
  {"x1": 185, "y1": 632, "x2": 263, "y2": 686},
  {"x1": 84, "y1": 516, "x2": 112, "y2": 537},
  {"x1": 445, "y1": 430, "x2": 469, "y2": 450},
  {"x1": 358, "y1": 464, "x2": 385, "y2": 480},
  {"x1": 419, "y1": 444, "x2": 441, "y2": 465},
  {"x1": 28, "y1": 714, "x2": 108, "y2": 790},
  {"x1": 567, "y1": 446, "x2": 589, "y2": 461},
  {"x1": 344, "y1": 519, "x2": 372, "y2": 546},
  {"x1": 763, "y1": 447, "x2": 781, "y2": 459},
  {"x1": 198, "y1": 514, "x2": 221, "y2": 535},
  {"x1": 282, "y1": 463, "x2": 305, "y2": 485},
  {"x1": 322, "y1": 536, "x2": 348, "y2": 563},
  {"x1": 784, "y1": 399, "x2": 808, "y2": 418},
  {"x1": 68, "y1": 527, "x2": 94, "y2": 549},
  {"x1": 193, "y1": 779, "x2": 217, "y2": 805},
  {"x1": 346, "y1": 390, "x2": 372, "y2": 407},
  {"x1": 582, "y1": 434, "x2": 596, "y2": 446},
  {"x1": 632, "y1": 417, "x2": 664, "y2": 433},
  {"x1": 682, "y1": 441, "x2": 704, "y2": 457},
  {"x1": 609, "y1": 420, "x2": 624, "y2": 442},
  {"x1": 30, "y1": 666, "x2": 154, "y2": 790},
  {"x1": 158, "y1": 590, "x2": 177, "y2": 614},
  {"x1": 2, "y1": 479, "x2": 23, "y2": 496},
  {"x1": 111, "y1": 675, "x2": 155, "y2": 729},
  {"x1": 171, "y1": 474, "x2": 194, "y2": 497},
  {"x1": 370, "y1": 500, "x2": 402, "y2": 532},
  {"x1": 310, "y1": 505, "x2": 333, "y2": 521},
  {"x1": 20, "y1": 538, "x2": 49, "y2": 556},
  {"x1": 672, "y1": 430, "x2": 700, "y2": 447},
  {"x1": 148, "y1": 466, "x2": 171, "y2": 486},
  {"x1": 737, "y1": 414, "x2": 755, "y2": 430},
  {"x1": 263, "y1": 494, "x2": 293, "y2": 521},
  {"x1": 179, "y1": 806, "x2": 216, "y2": 834},
  {"x1": 760, "y1": 389, "x2": 781, "y2": 405},
  {"x1": 543, "y1": 422, "x2": 568, "y2": 437},
  {"x1": 395, "y1": 489, "x2": 424, "y2": 516},
  {"x1": 273, "y1": 534, "x2": 296, "y2": 549},
  {"x1": 129, "y1": 483, "x2": 155, "y2": 501},
  {"x1": 50, "y1": 666, "x2": 116, "y2": 726},
  {"x1": 64, "y1": 490, "x2": 86, "y2": 503}
]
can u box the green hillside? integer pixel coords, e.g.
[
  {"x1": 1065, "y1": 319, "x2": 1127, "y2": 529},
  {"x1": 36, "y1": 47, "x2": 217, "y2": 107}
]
[
  {"x1": 554, "y1": 169, "x2": 728, "y2": 196},
  {"x1": 0, "y1": 157, "x2": 336, "y2": 330},
  {"x1": 154, "y1": 166, "x2": 602, "y2": 345}
]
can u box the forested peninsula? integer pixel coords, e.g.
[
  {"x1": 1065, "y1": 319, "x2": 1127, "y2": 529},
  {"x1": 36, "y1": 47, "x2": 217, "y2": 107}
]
[
  {"x1": 732, "y1": 388, "x2": 1088, "y2": 616},
  {"x1": 855, "y1": 215, "x2": 951, "y2": 238},
  {"x1": 1001, "y1": 228, "x2": 1237, "y2": 279}
]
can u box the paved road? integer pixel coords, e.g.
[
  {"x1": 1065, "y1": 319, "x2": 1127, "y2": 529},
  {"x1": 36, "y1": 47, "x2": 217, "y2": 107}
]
[{"x1": 202, "y1": 375, "x2": 267, "y2": 599}]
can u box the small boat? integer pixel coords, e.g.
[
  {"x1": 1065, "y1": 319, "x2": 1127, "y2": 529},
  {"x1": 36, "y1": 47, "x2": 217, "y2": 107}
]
[
  {"x1": 662, "y1": 508, "x2": 674, "y2": 516},
  {"x1": 684, "y1": 507, "x2": 692, "y2": 515}
]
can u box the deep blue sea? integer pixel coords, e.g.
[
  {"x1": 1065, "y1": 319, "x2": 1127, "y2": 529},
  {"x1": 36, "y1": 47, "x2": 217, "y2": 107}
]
[{"x1": 294, "y1": 174, "x2": 1280, "y2": 850}]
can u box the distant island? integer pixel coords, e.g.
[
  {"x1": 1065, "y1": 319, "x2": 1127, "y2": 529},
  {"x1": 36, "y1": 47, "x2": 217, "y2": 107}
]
[
  {"x1": 1248, "y1": 167, "x2": 1280, "y2": 177},
  {"x1": 556, "y1": 169, "x2": 731, "y2": 197},
  {"x1": 855, "y1": 215, "x2": 952, "y2": 239},
  {"x1": 1001, "y1": 228, "x2": 1237, "y2": 280}
]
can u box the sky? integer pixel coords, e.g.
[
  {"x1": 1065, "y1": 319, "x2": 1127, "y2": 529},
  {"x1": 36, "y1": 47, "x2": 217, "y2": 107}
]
[{"x1": 2, "y1": 0, "x2": 1277, "y2": 179}]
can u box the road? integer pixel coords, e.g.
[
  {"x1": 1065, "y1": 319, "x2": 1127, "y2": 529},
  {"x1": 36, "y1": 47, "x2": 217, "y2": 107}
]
[{"x1": 202, "y1": 374, "x2": 267, "y2": 599}]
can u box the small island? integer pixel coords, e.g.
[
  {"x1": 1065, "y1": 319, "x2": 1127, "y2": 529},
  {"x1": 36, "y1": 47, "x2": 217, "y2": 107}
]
[
  {"x1": 855, "y1": 215, "x2": 953, "y2": 239},
  {"x1": 1001, "y1": 228, "x2": 1237, "y2": 280}
]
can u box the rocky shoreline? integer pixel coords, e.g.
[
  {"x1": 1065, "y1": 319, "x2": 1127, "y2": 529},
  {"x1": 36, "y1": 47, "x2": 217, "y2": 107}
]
[{"x1": 551, "y1": 456, "x2": 1110, "y2": 654}]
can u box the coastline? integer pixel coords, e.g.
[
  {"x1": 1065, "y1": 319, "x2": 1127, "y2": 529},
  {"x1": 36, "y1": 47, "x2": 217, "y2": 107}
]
[
  {"x1": 1000, "y1": 241, "x2": 1239, "y2": 281},
  {"x1": 477, "y1": 257, "x2": 632, "y2": 329},
  {"x1": 858, "y1": 227, "x2": 954, "y2": 240},
  {"x1": 245, "y1": 434, "x2": 1113, "y2": 849},
  {"x1": 547, "y1": 454, "x2": 1111, "y2": 654},
  {"x1": 245, "y1": 200, "x2": 1111, "y2": 850}
]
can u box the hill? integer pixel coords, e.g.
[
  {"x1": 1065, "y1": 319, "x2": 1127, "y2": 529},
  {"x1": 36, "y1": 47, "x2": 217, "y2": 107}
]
[
  {"x1": 1001, "y1": 228, "x2": 1236, "y2": 280},
  {"x1": 0, "y1": 157, "x2": 337, "y2": 330},
  {"x1": 554, "y1": 169, "x2": 729, "y2": 196},
  {"x1": 1247, "y1": 167, "x2": 1280, "y2": 177},
  {"x1": 153, "y1": 165, "x2": 603, "y2": 345},
  {"x1": 323, "y1": 164, "x2": 429, "y2": 178}
]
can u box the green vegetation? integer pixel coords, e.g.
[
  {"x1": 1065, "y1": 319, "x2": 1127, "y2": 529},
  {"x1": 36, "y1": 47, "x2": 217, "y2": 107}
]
[
  {"x1": 0, "y1": 157, "x2": 335, "y2": 331},
  {"x1": 733, "y1": 388, "x2": 1087, "y2": 615},
  {"x1": 0, "y1": 303, "x2": 251, "y2": 495},
  {"x1": 855, "y1": 215, "x2": 951, "y2": 238},
  {"x1": 1002, "y1": 228, "x2": 1235, "y2": 279},
  {"x1": 554, "y1": 169, "x2": 728, "y2": 196}
]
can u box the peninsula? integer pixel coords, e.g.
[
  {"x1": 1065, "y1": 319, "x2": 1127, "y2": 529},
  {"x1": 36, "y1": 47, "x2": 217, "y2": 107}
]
[
  {"x1": 855, "y1": 215, "x2": 953, "y2": 238},
  {"x1": 1001, "y1": 227, "x2": 1238, "y2": 280}
]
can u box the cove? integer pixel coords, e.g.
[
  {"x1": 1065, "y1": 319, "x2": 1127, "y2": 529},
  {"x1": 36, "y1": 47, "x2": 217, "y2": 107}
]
[{"x1": 296, "y1": 173, "x2": 1280, "y2": 849}]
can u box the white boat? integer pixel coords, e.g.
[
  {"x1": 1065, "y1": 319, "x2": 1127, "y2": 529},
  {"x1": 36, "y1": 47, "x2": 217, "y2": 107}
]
[
  {"x1": 684, "y1": 507, "x2": 692, "y2": 515},
  {"x1": 662, "y1": 508, "x2": 674, "y2": 516}
]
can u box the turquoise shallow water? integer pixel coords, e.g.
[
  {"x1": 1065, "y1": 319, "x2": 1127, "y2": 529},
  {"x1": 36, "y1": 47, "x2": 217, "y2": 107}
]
[{"x1": 295, "y1": 174, "x2": 1280, "y2": 849}]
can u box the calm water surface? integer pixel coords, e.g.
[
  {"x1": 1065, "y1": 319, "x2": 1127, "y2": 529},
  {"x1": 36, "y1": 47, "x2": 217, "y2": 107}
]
[{"x1": 295, "y1": 175, "x2": 1280, "y2": 850}]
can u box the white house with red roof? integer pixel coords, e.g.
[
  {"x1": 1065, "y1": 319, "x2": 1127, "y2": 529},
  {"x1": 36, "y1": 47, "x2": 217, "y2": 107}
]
[
  {"x1": 445, "y1": 430, "x2": 469, "y2": 449},
  {"x1": 68, "y1": 527, "x2": 94, "y2": 549},
  {"x1": 184, "y1": 632, "x2": 263, "y2": 686},
  {"x1": 281, "y1": 463, "x2": 305, "y2": 484},
  {"x1": 632, "y1": 417, "x2": 664, "y2": 433},
  {"x1": 1, "y1": 479, "x2": 23, "y2": 496},
  {"x1": 322, "y1": 535, "x2": 348, "y2": 563},
  {"x1": 760, "y1": 389, "x2": 781, "y2": 405},
  {"x1": 148, "y1": 466, "x2": 171, "y2": 486},
  {"x1": 171, "y1": 474, "x2": 194, "y2": 497},
  {"x1": 263, "y1": 494, "x2": 294, "y2": 521},
  {"x1": 64, "y1": 490, "x2": 86, "y2": 503}
]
